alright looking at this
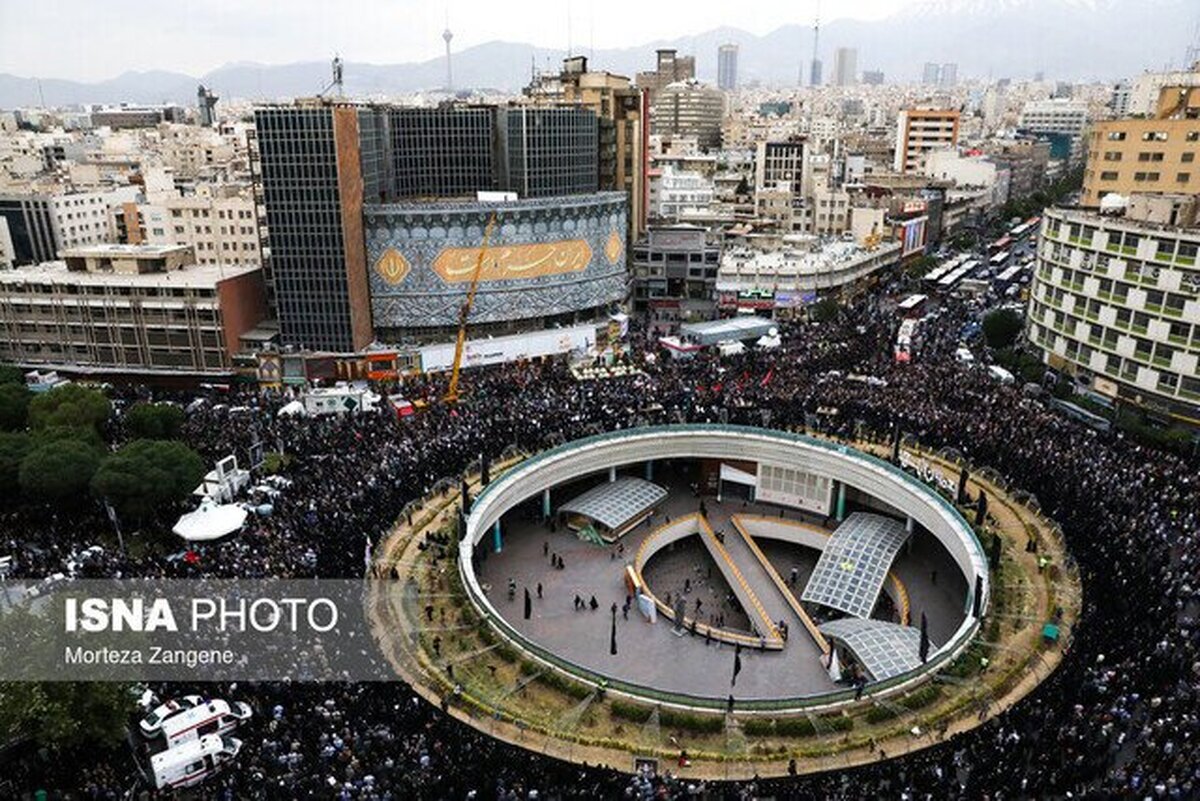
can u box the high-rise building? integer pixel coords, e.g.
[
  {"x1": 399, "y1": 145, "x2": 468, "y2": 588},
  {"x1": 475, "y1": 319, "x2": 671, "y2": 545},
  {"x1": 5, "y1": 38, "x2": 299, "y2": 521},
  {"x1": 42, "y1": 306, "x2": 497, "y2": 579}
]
[
  {"x1": 1081, "y1": 85, "x2": 1200, "y2": 206},
  {"x1": 255, "y1": 99, "x2": 623, "y2": 351},
  {"x1": 922, "y1": 63, "x2": 941, "y2": 86},
  {"x1": 636, "y1": 49, "x2": 696, "y2": 102},
  {"x1": 718, "y1": 44, "x2": 738, "y2": 91},
  {"x1": 652, "y1": 81, "x2": 725, "y2": 150},
  {"x1": 810, "y1": 58, "x2": 824, "y2": 88},
  {"x1": 197, "y1": 85, "x2": 218, "y2": 127},
  {"x1": 1018, "y1": 98, "x2": 1090, "y2": 162},
  {"x1": 833, "y1": 48, "x2": 858, "y2": 87},
  {"x1": 1109, "y1": 82, "x2": 1132, "y2": 117},
  {"x1": 0, "y1": 244, "x2": 268, "y2": 377},
  {"x1": 525, "y1": 56, "x2": 649, "y2": 239},
  {"x1": 939, "y1": 63, "x2": 958, "y2": 88},
  {"x1": 894, "y1": 108, "x2": 961, "y2": 174},
  {"x1": 0, "y1": 187, "x2": 139, "y2": 268},
  {"x1": 862, "y1": 70, "x2": 885, "y2": 86},
  {"x1": 1028, "y1": 200, "x2": 1200, "y2": 425},
  {"x1": 755, "y1": 139, "x2": 807, "y2": 192}
]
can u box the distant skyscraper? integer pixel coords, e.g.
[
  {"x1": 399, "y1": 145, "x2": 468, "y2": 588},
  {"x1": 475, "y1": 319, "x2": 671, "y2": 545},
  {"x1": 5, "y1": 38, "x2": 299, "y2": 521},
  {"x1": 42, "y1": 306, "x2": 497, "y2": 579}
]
[
  {"x1": 833, "y1": 48, "x2": 858, "y2": 87},
  {"x1": 718, "y1": 44, "x2": 738, "y2": 90},
  {"x1": 922, "y1": 63, "x2": 941, "y2": 85},
  {"x1": 939, "y1": 63, "x2": 958, "y2": 88},
  {"x1": 862, "y1": 70, "x2": 884, "y2": 86},
  {"x1": 810, "y1": 2, "x2": 822, "y2": 87},
  {"x1": 196, "y1": 85, "x2": 218, "y2": 127}
]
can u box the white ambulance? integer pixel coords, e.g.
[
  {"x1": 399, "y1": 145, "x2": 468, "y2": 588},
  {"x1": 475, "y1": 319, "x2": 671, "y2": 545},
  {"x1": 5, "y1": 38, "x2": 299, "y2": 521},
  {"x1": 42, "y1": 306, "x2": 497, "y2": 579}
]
[
  {"x1": 157, "y1": 699, "x2": 252, "y2": 747},
  {"x1": 150, "y1": 734, "x2": 242, "y2": 790}
]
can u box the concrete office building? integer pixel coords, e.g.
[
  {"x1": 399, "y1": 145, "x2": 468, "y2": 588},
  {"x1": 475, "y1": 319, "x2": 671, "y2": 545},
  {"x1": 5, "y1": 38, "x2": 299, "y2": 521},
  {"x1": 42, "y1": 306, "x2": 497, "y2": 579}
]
[
  {"x1": 0, "y1": 244, "x2": 268, "y2": 377},
  {"x1": 894, "y1": 109, "x2": 961, "y2": 174},
  {"x1": 922, "y1": 63, "x2": 941, "y2": 86},
  {"x1": 636, "y1": 49, "x2": 696, "y2": 102},
  {"x1": 862, "y1": 70, "x2": 885, "y2": 86},
  {"x1": 524, "y1": 56, "x2": 649, "y2": 239},
  {"x1": 651, "y1": 81, "x2": 725, "y2": 151},
  {"x1": 718, "y1": 44, "x2": 738, "y2": 91},
  {"x1": 109, "y1": 189, "x2": 262, "y2": 269},
  {"x1": 0, "y1": 186, "x2": 139, "y2": 268},
  {"x1": 1081, "y1": 86, "x2": 1200, "y2": 207},
  {"x1": 1018, "y1": 99, "x2": 1090, "y2": 162},
  {"x1": 254, "y1": 99, "x2": 622, "y2": 352},
  {"x1": 631, "y1": 224, "x2": 721, "y2": 319},
  {"x1": 755, "y1": 139, "x2": 807, "y2": 192},
  {"x1": 1028, "y1": 202, "x2": 1200, "y2": 424},
  {"x1": 833, "y1": 48, "x2": 858, "y2": 87},
  {"x1": 939, "y1": 63, "x2": 958, "y2": 89}
]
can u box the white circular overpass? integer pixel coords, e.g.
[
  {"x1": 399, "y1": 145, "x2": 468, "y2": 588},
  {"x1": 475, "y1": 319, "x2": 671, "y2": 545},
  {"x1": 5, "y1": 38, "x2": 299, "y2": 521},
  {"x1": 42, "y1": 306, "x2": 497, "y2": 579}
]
[{"x1": 459, "y1": 425, "x2": 989, "y2": 711}]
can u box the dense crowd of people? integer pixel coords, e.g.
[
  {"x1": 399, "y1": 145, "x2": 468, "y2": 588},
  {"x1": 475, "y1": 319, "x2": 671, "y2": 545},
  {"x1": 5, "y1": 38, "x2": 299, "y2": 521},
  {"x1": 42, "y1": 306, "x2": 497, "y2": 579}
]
[{"x1": 4, "y1": 280, "x2": 1198, "y2": 799}]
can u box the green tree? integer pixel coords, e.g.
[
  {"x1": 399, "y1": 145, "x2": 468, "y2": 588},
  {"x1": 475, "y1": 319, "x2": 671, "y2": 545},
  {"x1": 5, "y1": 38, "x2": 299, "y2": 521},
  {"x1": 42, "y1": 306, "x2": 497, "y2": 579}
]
[
  {"x1": 18, "y1": 439, "x2": 103, "y2": 505},
  {"x1": 0, "y1": 382, "x2": 31, "y2": 431},
  {"x1": 124, "y1": 402, "x2": 186, "y2": 440},
  {"x1": 0, "y1": 682, "x2": 134, "y2": 753},
  {"x1": 0, "y1": 364, "x2": 24, "y2": 385},
  {"x1": 982, "y1": 309, "x2": 1024, "y2": 349},
  {"x1": 27, "y1": 384, "x2": 111, "y2": 433},
  {"x1": 0, "y1": 431, "x2": 31, "y2": 500},
  {"x1": 810, "y1": 297, "x2": 841, "y2": 323},
  {"x1": 91, "y1": 439, "x2": 205, "y2": 520}
]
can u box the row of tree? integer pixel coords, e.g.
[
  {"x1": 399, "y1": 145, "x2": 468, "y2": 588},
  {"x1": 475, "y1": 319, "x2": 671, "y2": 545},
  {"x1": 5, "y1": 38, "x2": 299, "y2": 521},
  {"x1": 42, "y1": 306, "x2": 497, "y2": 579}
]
[{"x1": 0, "y1": 372, "x2": 203, "y2": 523}]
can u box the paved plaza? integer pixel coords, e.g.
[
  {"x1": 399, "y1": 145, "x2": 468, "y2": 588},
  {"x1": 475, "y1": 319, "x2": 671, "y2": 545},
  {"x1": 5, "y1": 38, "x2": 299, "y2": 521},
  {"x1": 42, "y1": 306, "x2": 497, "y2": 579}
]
[{"x1": 476, "y1": 465, "x2": 966, "y2": 700}]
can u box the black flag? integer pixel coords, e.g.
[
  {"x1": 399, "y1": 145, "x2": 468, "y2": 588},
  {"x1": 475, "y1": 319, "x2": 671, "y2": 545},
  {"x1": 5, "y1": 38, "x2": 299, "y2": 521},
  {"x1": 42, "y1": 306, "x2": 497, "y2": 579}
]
[
  {"x1": 732, "y1": 644, "x2": 742, "y2": 687},
  {"x1": 989, "y1": 535, "x2": 1002, "y2": 570},
  {"x1": 957, "y1": 468, "x2": 969, "y2": 505},
  {"x1": 976, "y1": 491, "x2": 988, "y2": 526},
  {"x1": 524, "y1": 587, "x2": 532, "y2": 620},
  {"x1": 610, "y1": 605, "x2": 618, "y2": 656},
  {"x1": 461, "y1": 479, "x2": 471, "y2": 510},
  {"x1": 480, "y1": 453, "x2": 490, "y2": 486},
  {"x1": 919, "y1": 612, "x2": 930, "y2": 663},
  {"x1": 891, "y1": 426, "x2": 902, "y2": 463},
  {"x1": 973, "y1": 575, "x2": 984, "y2": 619}
]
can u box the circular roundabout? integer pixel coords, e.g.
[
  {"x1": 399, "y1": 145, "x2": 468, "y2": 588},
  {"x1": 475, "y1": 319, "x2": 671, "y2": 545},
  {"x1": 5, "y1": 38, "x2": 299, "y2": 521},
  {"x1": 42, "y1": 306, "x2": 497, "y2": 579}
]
[{"x1": 371, "y1": 425, "x2": 1080, "y2": 778}]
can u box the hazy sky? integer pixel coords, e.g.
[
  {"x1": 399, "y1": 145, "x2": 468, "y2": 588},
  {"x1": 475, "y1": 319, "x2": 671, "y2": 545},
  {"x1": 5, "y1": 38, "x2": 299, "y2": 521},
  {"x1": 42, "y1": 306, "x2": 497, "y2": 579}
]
[{"x1": 0, "y1": 0, "x2": 916, "y2": 81}]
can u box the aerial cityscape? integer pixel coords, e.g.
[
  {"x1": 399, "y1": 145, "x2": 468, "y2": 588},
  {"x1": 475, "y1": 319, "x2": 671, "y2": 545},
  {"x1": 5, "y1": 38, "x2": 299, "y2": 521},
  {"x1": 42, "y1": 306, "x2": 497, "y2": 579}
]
[{"x1": 0, "y1": 0, "x2": 1197, "y2": 797}]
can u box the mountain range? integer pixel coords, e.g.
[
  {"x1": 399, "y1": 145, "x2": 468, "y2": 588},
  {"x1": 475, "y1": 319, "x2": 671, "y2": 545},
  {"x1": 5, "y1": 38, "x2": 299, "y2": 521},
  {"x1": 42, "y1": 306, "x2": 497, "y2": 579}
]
[{"x1": 0, "y1": 0, "x2": 1195, "y2": 108}]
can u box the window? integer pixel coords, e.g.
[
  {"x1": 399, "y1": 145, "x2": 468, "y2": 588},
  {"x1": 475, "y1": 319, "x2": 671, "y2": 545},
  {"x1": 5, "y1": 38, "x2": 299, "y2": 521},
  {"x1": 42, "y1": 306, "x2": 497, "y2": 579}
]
[
  {"x1": 1107, "y1": 131, "x2": 1127, "y2": 141},
  {"x1": 1141, "y1": 131, "x2": 1168, "y2": 142},
  {"x1": 1103, "y1": 151, "x2": 1122, "y2": 161},
  {"x1": 1137, "y1": 152, "x2": 1164, "y2": 162},
  {"x1": 1100, "y1": 171, "x2": 1118, "y2": 181},
  {"x1": 1178, "y1": 173, "x2": 1191, "y2": 183},
  {"x1": 1187, "y1": 131, "x2": 1200, "y2": 142},
  {"x1": 1185, "y1": 153, "x2": 1196, "y2": 163}
]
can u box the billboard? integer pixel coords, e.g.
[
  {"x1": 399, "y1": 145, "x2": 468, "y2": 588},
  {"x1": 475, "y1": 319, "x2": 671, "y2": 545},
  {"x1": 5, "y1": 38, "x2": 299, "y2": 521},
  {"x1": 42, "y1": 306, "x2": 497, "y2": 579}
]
[{"x1": 418, "y1": 324, "x2": 597, "y2": 373}]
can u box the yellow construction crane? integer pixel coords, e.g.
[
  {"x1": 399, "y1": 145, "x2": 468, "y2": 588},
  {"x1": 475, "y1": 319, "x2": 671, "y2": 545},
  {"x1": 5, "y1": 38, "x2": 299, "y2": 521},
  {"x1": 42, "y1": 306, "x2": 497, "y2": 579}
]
[{"x1": 443, "y1": 212, "x2": 498, "y2": 404}]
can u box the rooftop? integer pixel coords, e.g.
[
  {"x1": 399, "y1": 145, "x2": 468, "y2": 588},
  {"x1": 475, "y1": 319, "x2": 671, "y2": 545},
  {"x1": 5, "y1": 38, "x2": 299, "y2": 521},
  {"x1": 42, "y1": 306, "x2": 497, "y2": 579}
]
[
  {"x1": 60, "y1": 243, "x2": 192, "y2": 258},
  {"x1": 0, "y1": 260, "x2": 259, "y2": 288},
  {"x1": 559, "y1": 477, "x2": 668, "y2": 533}
]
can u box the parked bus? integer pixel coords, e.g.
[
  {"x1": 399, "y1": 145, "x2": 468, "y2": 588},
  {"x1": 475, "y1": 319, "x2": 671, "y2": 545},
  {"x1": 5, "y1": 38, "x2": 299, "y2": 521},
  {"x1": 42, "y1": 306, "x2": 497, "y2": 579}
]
[
  {"x1": 897, "y1": 294, "x2": 929, "y2": 318},
  {"x1": 895, "y1": 319, "x2": 920, "y2": 364},
  {"x1": 989, "y1": 250, "x2": 1011, "y2": 270},
  {"x1": 989, "y1": 235, "x2": 1013, "y2": 254},
  {"x1": 937, "y1": 260, "x2": 979, "y2": 291}
]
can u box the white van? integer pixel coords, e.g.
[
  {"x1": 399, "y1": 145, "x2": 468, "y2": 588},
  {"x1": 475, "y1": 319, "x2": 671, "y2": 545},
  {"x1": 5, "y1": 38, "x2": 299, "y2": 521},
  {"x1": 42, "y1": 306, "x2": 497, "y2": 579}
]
[
  {"x1": 955, "y1": 347, "x2": 975, "y2": 364},
  {"x1": 987, "y1": 365, "x2": 1016, "y2": 384},
  {"x1": 150, "y1": 734, "x2": 242, "y2": 790},
  {"x1": 158, "y1": 699, "x2": 252, "y2": 747}
]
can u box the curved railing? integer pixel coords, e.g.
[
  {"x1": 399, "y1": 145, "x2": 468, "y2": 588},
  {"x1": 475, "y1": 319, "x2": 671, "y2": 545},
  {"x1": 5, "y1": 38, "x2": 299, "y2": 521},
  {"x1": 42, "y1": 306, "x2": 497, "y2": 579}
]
[{"x1": 457, "y1": 424, "x2": 989, "y2": 712}]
